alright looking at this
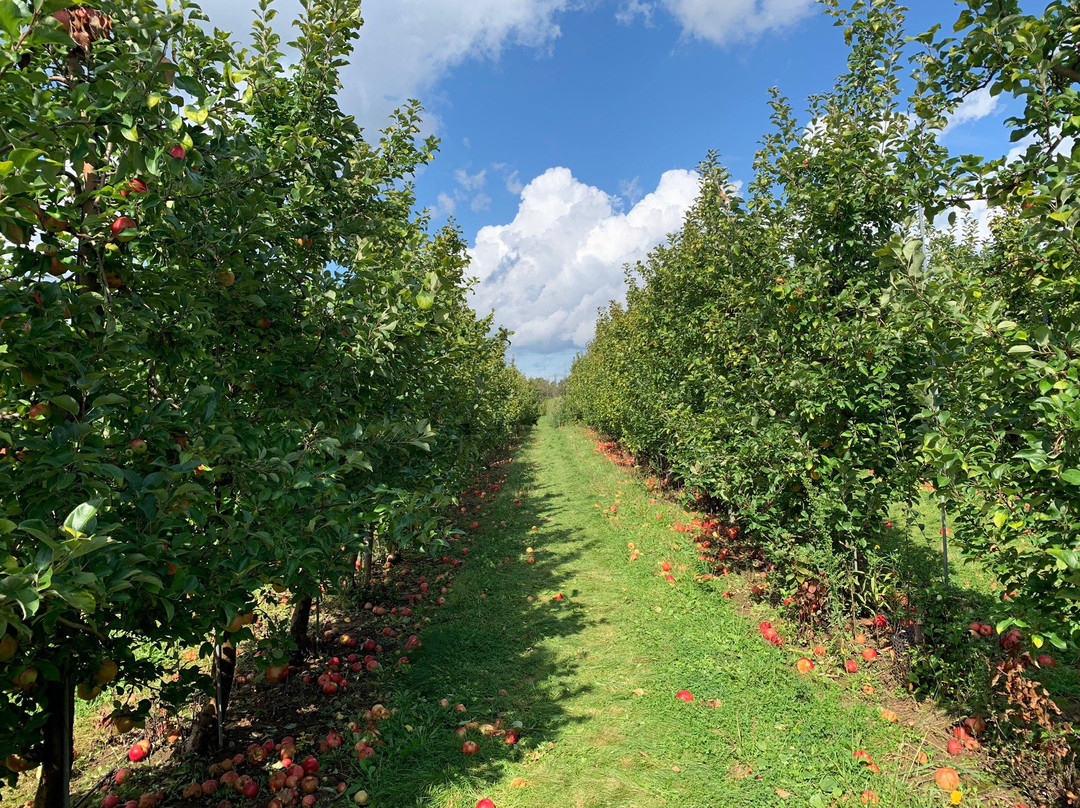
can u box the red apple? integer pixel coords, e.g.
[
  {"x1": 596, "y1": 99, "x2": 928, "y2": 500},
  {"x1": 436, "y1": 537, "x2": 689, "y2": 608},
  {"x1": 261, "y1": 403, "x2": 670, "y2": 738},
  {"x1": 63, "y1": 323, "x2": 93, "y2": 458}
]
[
  {"x1": 675, "y1": 690, "x2": 694, "y2": 702},
  {"x1": 127, "y1": 739, "x2": 151, "y2": 762},
  {"x1": 844, "y1": 660, "x2": 858, "y2": 674},
  {"x1": 461, "y1": 740, "x2": 479, "y2": 755},
  {"x1": 111, "y1": 217, "x2": 138, "y2": 242},
  {"x1": 169, "y1": 145, "x2": 187, "y2": 159}
]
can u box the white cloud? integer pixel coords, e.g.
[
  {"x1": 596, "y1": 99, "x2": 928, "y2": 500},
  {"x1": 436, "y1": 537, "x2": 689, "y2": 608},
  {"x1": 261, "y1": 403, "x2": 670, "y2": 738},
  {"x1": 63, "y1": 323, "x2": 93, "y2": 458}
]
[
  {"x1": 641, "y1": 0, "x2": 816, "y2": 45},
  {"x1": 619, "y1": 176, "x2": 645, "y2": 205},
  {"x1": 469, "y1": 167, "x2": 701, "y2": 366},
  {"x1": 193, "y1": 0, "x2": 572, "y2": 128},
  {"x1": 455, "y1": 168, "x2": 488, "y2": 191},
  {"x1": 435, "y1": 192, "x2": 457, "y2": 216},
  {"x1": 506, "y1": 171, "x2": 525, "y2": 195},
  {"x1": 933, "y1": 200, "x2": 997, "y2": 245},
  {"x1": 616, "y1": 0, "x2": 656, "y2": 26},
  {"x1": 942, "y1": 86, "x2": 1000, "y2": 134},
  {"x1": 471, "y1": 193, "x2": 493, "y2": 212}
]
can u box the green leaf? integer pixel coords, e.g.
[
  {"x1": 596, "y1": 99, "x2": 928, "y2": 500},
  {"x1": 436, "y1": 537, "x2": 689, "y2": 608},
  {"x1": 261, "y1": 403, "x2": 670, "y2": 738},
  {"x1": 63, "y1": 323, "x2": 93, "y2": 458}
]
[
  {"x1": 63, "y1": 501, "x2": 101, "y2": 536},
  {"x1": 50, "y1": 395, "x2": 80, "y2": 416},
  {"x1": 0, "y1": 1, "x2": 28, "y2": 38},
  {"x1": 1060, "y1": 469, "x2": 1080, "y2": 485}
]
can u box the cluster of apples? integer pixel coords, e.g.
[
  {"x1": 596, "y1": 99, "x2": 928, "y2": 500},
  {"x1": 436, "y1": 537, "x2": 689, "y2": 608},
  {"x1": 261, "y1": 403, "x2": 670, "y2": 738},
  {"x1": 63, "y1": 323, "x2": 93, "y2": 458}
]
[
  {"x1": 592, "y1": 438, "x2": 636, "y2": 469},
  {"x1": 758, "y1": 621, "x2": 783, "y2": 647},
  {"x1": 946, "y1": 716, "x2": 987, "y2": 756},
  {"x1": 302, "y1": 641, "x2": 382, "y2": 696},
  {"x1": 104, "y1": 739, "x2": 343, "y2": 808}
]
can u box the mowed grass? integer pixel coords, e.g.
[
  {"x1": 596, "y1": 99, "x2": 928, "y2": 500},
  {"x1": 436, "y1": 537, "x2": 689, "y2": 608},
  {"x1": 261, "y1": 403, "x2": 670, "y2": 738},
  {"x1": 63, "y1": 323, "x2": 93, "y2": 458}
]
[{"x1": 354, "y1": 419, "x2": 971, "y2": 807}]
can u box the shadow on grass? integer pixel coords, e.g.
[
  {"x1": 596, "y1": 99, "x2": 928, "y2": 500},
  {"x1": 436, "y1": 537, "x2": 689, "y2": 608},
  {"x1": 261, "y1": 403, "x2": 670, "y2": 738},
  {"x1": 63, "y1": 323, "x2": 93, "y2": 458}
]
[
  {"x1": 876, "y1": 495, "x2": 1079, "y2": 718},
  {"x1": 349, "y1": 430, "x2": 601, "y2": 806}
]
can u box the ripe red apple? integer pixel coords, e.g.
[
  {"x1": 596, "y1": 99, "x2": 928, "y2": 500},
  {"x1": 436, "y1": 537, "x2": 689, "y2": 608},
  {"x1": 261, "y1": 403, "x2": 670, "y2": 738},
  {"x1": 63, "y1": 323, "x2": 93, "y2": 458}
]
[
  {"x1": 201, "y1": 781, "x2": 218, "y2": 796},
  {"x1": 796, "y1": 657, "x2": 814, "y2": 674},
  {"x1": 122, "y1": 178, "x2": 148, "y2": 196},
  {"x1": 1037, "y1": 654, "x2": 1054, "y2": 668},
  {"x1": 111, "y1": 217, "x2": 138, "y2": 241},
  {"x1": 114, "y1": 769, "x2": 131, "y2": 785},
  {"x1": 861, "y1": 648, "x2": 878, "y2": 662},
  {"x1": 1000, "y1": 628, "x2": 1023, "y2": 651},
  {"x1": 103, "y1": 795, "x2": 121, "y2": 808},
  {"x1": 127, "y1": 739, "x2": 151, "y2": 762},
  {"x1": 947, "y1": 739, "x2": 963, "y2": 756},
  {"x1": 476, "y1": 800, "x2": 496, "y2": 808},
  {"x1": 300, "y1": 776, "x2": 318, "y2": 795},
  {"x1": 461, "y1": 740, "x2": 479, "y2": 755},
  {"x1": 300, "y1": 756, "x2": 319, "y2": 774},
  {"x1": 130, "y1": 438, "x2": 147, "y2": 454},
  {"x1": 169, "y1": 145, "x2": 187, "y2": 159},
  {"x1": 675, "y1": 690, "x2": 694, "y2": 702},
  {"x1": 844, "y1": 660, "x2": 858, "y2": 674},
  {"x1": 241, "y1": 780, "x2": 258, "y2": 799}
]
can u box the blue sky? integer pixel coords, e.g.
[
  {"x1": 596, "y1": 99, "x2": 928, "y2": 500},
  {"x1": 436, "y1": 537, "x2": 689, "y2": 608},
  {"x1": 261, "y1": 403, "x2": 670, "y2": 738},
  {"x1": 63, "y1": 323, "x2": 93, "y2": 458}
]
[{"x1": 199, "y1": 0, "x2": 1017, "y2": 379}]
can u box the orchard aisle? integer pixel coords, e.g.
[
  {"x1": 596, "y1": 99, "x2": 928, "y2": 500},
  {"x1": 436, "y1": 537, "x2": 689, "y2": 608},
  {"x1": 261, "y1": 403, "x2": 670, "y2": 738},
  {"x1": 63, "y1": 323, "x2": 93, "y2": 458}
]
[{"x1": 373, "y1": 419, "x2": 947, "y2": 808}]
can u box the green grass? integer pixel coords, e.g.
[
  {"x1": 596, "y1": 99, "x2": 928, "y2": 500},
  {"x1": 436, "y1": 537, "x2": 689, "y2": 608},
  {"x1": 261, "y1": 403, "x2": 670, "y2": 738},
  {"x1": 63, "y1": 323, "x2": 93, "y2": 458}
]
[{"x1": 346, "y1": 418, "x2": 997, "y2": 807}]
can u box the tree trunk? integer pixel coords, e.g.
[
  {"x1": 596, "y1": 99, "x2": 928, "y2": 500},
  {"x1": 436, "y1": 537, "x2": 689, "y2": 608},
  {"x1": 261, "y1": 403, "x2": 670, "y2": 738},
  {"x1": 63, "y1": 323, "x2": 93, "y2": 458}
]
[
  {"x1": 360, "y1": 532, "x2": 375, "y2": 591},
  {"x1": 34, "y1": 676, "x2": 74, "y2": 808},
  {"x1": 289, "y1": 595, "x2": 313, "y2": 664},
  {"x1": 211, "y1": 640, "x2": 236, "y2": 748}
]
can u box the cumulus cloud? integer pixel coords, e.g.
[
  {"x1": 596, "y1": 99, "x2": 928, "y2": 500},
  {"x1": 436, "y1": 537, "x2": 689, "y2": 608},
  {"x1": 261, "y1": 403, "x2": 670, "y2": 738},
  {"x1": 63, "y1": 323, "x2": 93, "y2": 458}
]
[
  {"x1": 194, "y1": 0, "x2": 572, "y2": 127},
  {"x1": 616, "y1": 0, "x2": 656, "y2": 26},
  {"x1": 468, "y1": 167, "x2": 701, "y2": 372},
  {"x1": 618, "y1": 0, "x2": 816, "y2": 44},
  {"x1": 942, "y1": 86, "x2": 1000, "y2": 134}
]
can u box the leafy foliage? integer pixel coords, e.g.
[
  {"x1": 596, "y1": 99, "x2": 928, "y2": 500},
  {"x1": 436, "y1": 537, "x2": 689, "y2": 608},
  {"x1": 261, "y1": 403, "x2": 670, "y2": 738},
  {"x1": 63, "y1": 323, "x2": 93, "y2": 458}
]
[
  {"x1": 0, "y1": 0, "x2": 535, "y2": 791},
  {"x1": 566, "y1": 0, "x2": 1080, "y2": 652}
]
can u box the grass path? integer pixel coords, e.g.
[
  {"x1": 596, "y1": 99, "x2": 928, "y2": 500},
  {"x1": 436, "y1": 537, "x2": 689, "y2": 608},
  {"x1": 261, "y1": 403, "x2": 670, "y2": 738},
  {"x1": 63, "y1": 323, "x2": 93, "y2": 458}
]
[{"x1": 369, "y1": 419, "x2": 961, "y2": 807}]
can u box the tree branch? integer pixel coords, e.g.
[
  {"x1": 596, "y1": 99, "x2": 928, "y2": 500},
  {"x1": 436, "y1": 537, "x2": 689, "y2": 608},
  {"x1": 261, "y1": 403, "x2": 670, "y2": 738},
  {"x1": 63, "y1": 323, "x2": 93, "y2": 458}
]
[{"x1": 1052, "y1": 64, "x2": 1080, "y2": 84}]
